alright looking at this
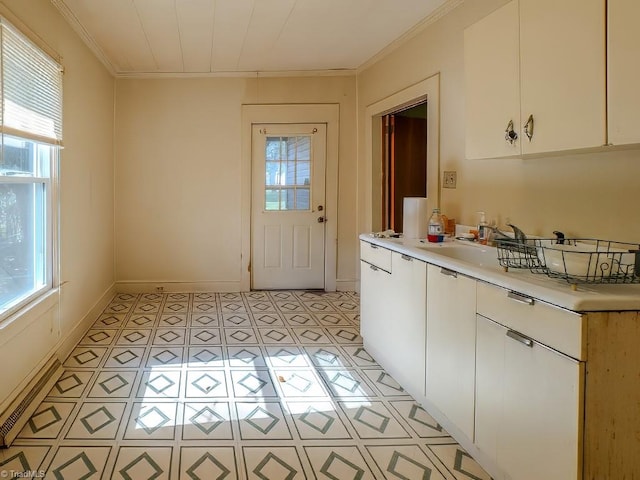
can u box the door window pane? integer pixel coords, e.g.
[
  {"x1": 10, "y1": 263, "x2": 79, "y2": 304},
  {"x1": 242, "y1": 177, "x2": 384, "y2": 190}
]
[
  {"x1": 265, "y1": 161, "x2": 282, "y2": 186},
  {"x1": 263, "y1": 134, "x2": 312, "y2": 211},
  {"x1": 297, "y1": 162, "x2": 310, "y2": 185},
  {"x1": 295, "y1": 188, "x2": 310, "y2": 210},
  {"x1": 283, "y1": 188, "x2": 295, "y2": 209},
  {"x1": 265, "y1": 189, "x2": 280, "y2": 211}
]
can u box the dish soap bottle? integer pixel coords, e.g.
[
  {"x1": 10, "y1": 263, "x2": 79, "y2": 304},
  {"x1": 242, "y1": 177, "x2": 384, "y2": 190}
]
[
  {"x1": 477, "y1": 211, "x2": 489, "y2": 245},
  {"x1": 428, "y1": 208, "x2": 444, "y2": 243}
]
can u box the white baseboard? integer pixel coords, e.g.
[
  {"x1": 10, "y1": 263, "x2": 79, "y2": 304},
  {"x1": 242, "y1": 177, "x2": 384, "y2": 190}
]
[
  {"x1": 115, "y1": 281, "x2": 243, "y2": 294},
  {"x1": 56, "y1": 283, "x2": 117, "y2": 362},
  {"x1": 336, "y1": 280, "x2": 357, "y2": 292}
]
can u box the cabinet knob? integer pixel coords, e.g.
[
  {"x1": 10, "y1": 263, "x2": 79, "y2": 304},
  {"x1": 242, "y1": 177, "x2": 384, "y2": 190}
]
[{"x1": 505, "y1": 119, "x2": 518, "y2": 144}]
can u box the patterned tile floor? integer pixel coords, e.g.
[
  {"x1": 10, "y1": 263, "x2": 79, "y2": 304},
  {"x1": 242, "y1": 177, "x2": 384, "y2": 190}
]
[{"x1": 2, "y1": 291, "x2": 492, "y2": 480}]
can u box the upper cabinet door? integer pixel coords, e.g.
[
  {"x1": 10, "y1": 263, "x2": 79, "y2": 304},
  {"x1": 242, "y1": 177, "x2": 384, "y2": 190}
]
[
  {"x1": 608, "y1": 0, "x2": 640, "y2": 146},
  {"x1": 519, "y1": 0, "x2": 606, "y2": 155},
  {"x1": 464, "y1": 1, "x2": 521, "y2": 160}
]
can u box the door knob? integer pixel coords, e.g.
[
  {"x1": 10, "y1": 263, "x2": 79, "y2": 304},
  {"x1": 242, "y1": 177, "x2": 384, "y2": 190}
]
[{"x1": 317, "y1": 216, "x2": 326, "y2": 223}]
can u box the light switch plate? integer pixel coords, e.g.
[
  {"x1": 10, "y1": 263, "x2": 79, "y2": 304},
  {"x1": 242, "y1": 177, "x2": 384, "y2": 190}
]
[{"x1": 443, "y1": 171, "x2": 457, "y2": 188}]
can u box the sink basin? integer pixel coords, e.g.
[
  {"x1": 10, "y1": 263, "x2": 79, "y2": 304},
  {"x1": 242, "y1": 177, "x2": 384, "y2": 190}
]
[{"x1": 417, "y1": 243, "x2": 500, "y2": 268}]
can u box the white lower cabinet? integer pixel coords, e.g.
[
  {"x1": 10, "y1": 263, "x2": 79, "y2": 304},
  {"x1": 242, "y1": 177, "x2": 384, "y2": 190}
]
[
  {"x1": 425, "y1": 265, "x2": 476, "y2": 439},
  {"x1": 386, "y1": 252, "x2": 427, "y2": 398},
  {"x1": 359, "y1": 242, "x2": 427, "y2": 399},
  {"x1": 360, "y1": 238, "x2": 640, "y2": 479},
  {"x1": 476, "y1": 314, "x2": 584, "y2": 480},
  {"x1": 360, "y1": 258, "x2": 392, "y2": 359}
]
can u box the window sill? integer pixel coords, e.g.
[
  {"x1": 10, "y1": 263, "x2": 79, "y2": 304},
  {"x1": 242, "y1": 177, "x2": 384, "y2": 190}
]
[{"x1": 0, "y1": 289, "x2": 59, "y2": 344}]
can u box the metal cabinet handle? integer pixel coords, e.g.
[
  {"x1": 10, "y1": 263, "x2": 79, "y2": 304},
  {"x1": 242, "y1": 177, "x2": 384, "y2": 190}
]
[
  {"x1": 369, "y1": 264, "x2": 379, "y2": 272},
  {"x1": 524, "y1": 114, "x2": 534, "y2": 141},
  {"x1": 507, "y1": 290, "x2": 535, "y2": 305},
  {"x1": 440, "y1": 268, "x2": 458, "y2": 278},
  {"x1": 370, "y1": 244, "x2": 379, "y2": 250},
  {"x1": 505, "y1": 119, "x2": 518, "y2": 144},
  {"x1": 401, "y1": 254, "x2": 413, "y2": 262},
  {"x1": 507, "y1": 329, "x2": 534, "y2": 348}
]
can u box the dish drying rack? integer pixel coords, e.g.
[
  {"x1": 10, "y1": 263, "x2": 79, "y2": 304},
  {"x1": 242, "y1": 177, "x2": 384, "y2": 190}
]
[{"x1": 493, "y1": 227, "x2": 640, "y2": 288}]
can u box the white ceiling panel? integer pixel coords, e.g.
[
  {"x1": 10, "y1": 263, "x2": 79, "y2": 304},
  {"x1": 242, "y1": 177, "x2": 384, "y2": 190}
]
[
  {"x1": 63, "y1": 0, "x2": 156, "y2": 72},
  {"x1": 53, "y1": 0, "x2": 459, "y2": 75},
  {"x1": 175, "y1": 0, "x2": 216, "y2": 72},
  {"x1": 236, "y1": 0, "x2": 297, "y2": 72},
  {"x1": 134, "y1": 0, "x2": 183, "y2": 72},
  {"x1": 211, "y1": 0, "x2": 254, "y2": 72}
]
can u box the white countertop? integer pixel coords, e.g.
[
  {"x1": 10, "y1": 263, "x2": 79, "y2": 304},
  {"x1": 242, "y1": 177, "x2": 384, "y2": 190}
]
[{"x1": 360, "y1": 234, "x2": 640, "y2": 312}]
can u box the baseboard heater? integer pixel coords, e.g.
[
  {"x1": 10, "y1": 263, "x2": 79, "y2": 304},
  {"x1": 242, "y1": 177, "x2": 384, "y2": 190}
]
[{"x1": 0, "y1": 356, "x2": 64, "y2": 447}]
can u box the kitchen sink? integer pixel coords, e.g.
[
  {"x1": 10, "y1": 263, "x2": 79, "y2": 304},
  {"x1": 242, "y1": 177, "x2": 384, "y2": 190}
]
[{"x1": 417, "y1": 242, "x2": 500, "y2": 268}]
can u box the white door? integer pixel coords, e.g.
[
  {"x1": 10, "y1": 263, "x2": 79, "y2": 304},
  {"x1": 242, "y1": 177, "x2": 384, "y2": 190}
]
[{"x1": 251, "y1": 124, "x2": 326, "y2": 290}]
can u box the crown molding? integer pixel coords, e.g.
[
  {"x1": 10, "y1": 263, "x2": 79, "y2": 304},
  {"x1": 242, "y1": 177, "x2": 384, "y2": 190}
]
[
  {"x1": 115, "y1": 68, "x2": 357, "y2": 80},
  {"x1": 357, "y1": 0, "x2": 464, "y2": 74},
  {"x1": 50, "y1": 0, "x2": 115, "y2": 76}
]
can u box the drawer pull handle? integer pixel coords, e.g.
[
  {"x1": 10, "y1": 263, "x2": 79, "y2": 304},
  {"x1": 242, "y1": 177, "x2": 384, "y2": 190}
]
[
  {"x1": 507, "y1": 329, "x2": 534, "y2": 348},
  {"x1": 440, "y1": 268, "x2": 458, "y2": 278},
  {"x1": 369, "y1": 264, "x2": 379, "y2": 272},
  {"x1": 401, "y1": 254, "x2": 413, "y2": 262},
  {"x1": 370, "y1": 244, "x2": 379, "y2": 250},
  {"x1": 507, "y1": 290, "x2": 534, "y2": 306}
]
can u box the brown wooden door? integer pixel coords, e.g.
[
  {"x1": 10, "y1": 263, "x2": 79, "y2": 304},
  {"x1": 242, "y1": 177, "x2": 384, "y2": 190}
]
[{"x1": 390, "y1": 114, "x2": 427, "y2": 233}]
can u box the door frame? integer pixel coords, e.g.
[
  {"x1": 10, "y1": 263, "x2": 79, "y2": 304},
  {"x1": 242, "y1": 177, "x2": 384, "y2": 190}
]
[
  {"x1": 363, "y1": 74, "x2": 440, "y2": 234},
  {"x1": 241, "y1": 104, "x2": 339, "y2": 292}
]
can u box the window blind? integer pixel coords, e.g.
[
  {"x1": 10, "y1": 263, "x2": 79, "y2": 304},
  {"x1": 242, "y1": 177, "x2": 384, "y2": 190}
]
[{"x1": 1, "y1": 20, "x2": 63, "y2": 145}]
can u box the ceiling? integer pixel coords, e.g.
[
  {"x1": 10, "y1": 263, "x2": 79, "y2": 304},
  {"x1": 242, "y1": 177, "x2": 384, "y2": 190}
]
[{"x1": 51, "y1": 0, "x2": 459, "y2": 77}]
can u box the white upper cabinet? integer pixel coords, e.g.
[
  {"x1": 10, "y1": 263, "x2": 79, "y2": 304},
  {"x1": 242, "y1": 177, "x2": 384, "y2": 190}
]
[
  {"x1": 519, "y1": 0, "x2": 606, "y2": 155},
  {"x1": 607, "y1": 0, "x2": 640, "y2": 146},
  {"x1": 464, "y1": 1, "x2": 520, "y2": 160},
  {"x1": 465, "y1": 0, "x2": 606, "y2": 159}
]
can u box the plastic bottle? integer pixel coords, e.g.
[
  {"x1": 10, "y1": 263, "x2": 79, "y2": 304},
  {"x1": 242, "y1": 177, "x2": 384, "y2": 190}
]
[
  {"x1": 427, "y1": 208, "x2": 444, "y2": 242},
  {"x1": 477, "y1": 211, "x2": 489, "y2": 245}
]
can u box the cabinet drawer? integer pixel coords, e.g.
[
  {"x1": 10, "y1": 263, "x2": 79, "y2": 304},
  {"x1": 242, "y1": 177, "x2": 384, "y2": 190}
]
[
  {"x1": 477, "y1": 282, "x2": 585, "y2": 360},
  {"x1": 360, "y1": 240, "x2": 392, "y2": 272}
]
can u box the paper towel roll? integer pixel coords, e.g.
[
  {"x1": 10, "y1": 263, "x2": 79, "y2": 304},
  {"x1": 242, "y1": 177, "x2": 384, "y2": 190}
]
[{"x1": 403, "y1": 197, "x2": 429, "y2": 239}]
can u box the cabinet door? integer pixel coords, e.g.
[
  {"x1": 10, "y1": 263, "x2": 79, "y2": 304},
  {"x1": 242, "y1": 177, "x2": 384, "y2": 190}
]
[
  {"x1": 475, "y1": 315, "x2": 506, "y2": 465},
  {"x1": 519, "y1": 0, "x2": 606, "y2": 154},
  {"x1": 608, "y1": 0, "x2": 640, "y2": 146},
  {"x1": 360, "y1": 260, "x2": 391, "y2": 355},
  {"x1": 425, "y1": 265, "x2": 476, "y2": 439},
  {"x1": 388, "y1": 252, "x2": 427, "y2": 398},
  {"x1": 499, "y1": 328, "x2": 583, "y2": 480},
  {"x1": 464, "y1": 1, "x2": 521, "y2": 160}
]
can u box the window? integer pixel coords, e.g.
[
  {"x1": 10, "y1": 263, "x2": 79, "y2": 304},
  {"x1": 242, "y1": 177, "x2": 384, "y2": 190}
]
[
  {"x1": 264, "y1": 135, "x2": 311, "y2": 211},
  {"x1": 0, "y1": 20, "x2": 62, "y2": 317}
]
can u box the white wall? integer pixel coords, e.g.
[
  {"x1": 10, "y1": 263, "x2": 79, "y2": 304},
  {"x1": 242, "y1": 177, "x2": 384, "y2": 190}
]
[
  {"x1": 358, "y1": 0, "x2": 640, "y2": 243},
  {"x1": 0, "y1": 0, "x2": 115, "y2": 408},
  {"x1": 115, "y1": 75, "x2": 358, "y2": 291}
]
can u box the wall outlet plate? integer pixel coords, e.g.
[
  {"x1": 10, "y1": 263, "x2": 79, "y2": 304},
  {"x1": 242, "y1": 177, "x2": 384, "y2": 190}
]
[{"x1": 443, "y1": 171, "x2": 457, "y2": 188}]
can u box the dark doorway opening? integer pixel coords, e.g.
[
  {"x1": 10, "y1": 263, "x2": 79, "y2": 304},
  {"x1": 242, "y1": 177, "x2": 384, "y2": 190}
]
[{"x1": 381, "y1": 102, "x2": 427, "y2": 233}]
